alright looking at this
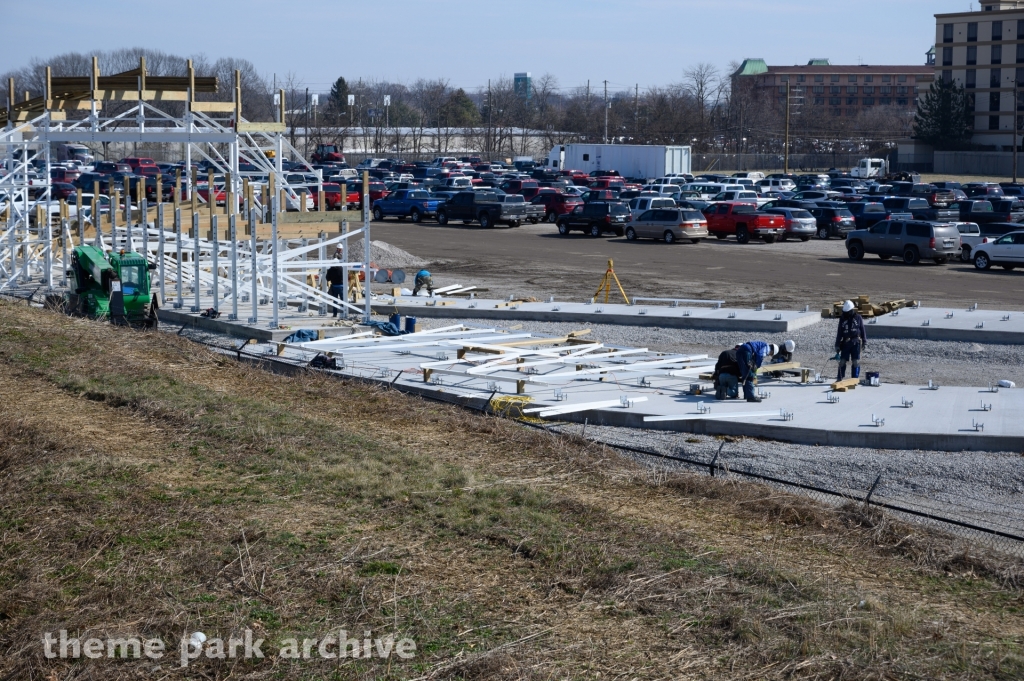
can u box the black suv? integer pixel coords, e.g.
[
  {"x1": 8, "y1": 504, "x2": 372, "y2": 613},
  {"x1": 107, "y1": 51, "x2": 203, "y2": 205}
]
[
  {"x1": 808, "y1": 205, "x2": 855, "y2": 239},
  {"x1": 556, "y1": 202, "x2": 630, "y2": 237}
]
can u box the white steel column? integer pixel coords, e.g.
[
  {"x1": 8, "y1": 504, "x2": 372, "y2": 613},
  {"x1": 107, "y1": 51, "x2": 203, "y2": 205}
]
[
  {"x1": 229, "y1": 213, "x2": 238, "y2": 320},
  {"x1": 192, "y1": 212, "x2": 200, "y2": 312},
  {"x1": 174, "y1": 207, "x2": 183, "y2": 308},
  {"x1": 248, "y1": 207, "x2": 258, "y2": 324},
  {"x1": 211, "y1": 214, "x2": 219, "y2": 312},
  {"x1": 270, "y1": 196, "x2": 279, "y2": 328}
]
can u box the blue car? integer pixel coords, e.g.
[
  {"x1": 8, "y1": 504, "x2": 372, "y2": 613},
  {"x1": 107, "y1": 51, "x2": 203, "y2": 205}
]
[{"x1": 371, "y1": 190, "x2": 442, "y2": 223}]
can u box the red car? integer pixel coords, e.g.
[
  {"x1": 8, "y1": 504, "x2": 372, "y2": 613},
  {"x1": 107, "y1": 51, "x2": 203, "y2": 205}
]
[
  {"x1": 51, "y1": 182, "x2": 79, "y2": 201},
  {"x1": 702, "y1": 201, "x2": 785, "y2": 244},
  {"x1": 347, "y1": 181, "x2": 389, "y2": 207},
  {"x1": 196, "y1": 182, "x2": 227, "y2": 206},
  {"x1": 311, "y1": 183, "x2": 359, "y2": 210},
  {"x1": 119, "y1": 157, "x2": 158, "y2": 172},
  {"x1": 561, "y1": 169, "x2": 590, "y2": 186},
  {"x1": 531, "y1": 193, "x2": 583, "y2": 222},
  {"x1": 588, "y1": 178, "x2": 626, "y2": 191}
]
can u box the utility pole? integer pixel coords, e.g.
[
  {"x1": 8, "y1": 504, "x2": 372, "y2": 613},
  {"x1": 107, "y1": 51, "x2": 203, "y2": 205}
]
[
  {"x1": 304, "y1": 87, "x2": 309, "y2": 158},
  {"x1": 634, "y1": 84, "x2": 639, "y2": 141},
  {"x1": 785, "y1": 80, "x2": 791, "y2": 174},
  {"x1": 1015, "y1": 79, "x2": 1019, "y2": 184},
  {"x1": 487, "y1": 79, "x2": 492, "y2": 156},
  {"x1": 603, "y1": 80, "x2": 609, "y2": 144}
]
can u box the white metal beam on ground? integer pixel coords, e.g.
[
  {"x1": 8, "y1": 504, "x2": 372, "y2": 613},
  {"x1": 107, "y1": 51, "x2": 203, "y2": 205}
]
[
  {"x1": 644, "y1": 412, "x2": 780, "y2": 422},
  {"x1": 525, "y1": 397, "x2": 649, "y2": 418}
]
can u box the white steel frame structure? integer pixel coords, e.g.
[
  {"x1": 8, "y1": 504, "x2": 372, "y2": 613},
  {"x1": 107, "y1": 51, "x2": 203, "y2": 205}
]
[{"x1": 0, "y1": 58, "x2": 372, "y2": 324}]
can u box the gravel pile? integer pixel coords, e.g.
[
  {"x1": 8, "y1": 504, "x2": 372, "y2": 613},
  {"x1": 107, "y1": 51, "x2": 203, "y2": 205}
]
[{"x1": 345, "y1": 240, "x2": 428, "y2": 269}]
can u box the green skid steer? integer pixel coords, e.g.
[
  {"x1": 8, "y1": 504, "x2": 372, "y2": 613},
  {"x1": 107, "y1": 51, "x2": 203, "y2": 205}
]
[{"x1": 65, "y1": 245, "x2": 159, "y2": 328}]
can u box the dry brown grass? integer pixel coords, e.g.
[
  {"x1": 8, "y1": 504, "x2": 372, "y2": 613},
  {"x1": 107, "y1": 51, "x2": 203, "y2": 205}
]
[{"x1": 0, "y1": 298, "x2": 1022, "y2": 679}]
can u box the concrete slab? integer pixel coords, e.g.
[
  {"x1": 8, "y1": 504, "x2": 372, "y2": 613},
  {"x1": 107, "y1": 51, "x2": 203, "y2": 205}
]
[
  {"x1": 870, "y1": 306, "x2": 1024, "y2": 344},
  {"x1": 266, "y1": 326, "x2": 1024, "y2": 452},
  {"x1": 158, "y1": 296, "x2": 363, "y2": 342},
  {"x1": 372, "y1": 296, "x2": 823, "y2": 333}
]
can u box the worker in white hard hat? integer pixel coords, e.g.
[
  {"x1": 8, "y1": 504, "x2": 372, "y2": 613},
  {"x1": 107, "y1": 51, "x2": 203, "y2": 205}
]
[
  {"x1": 835, "y1": 300, "x2": 867, "y2": 381},
  {"x1": 765, "y1": 339, "x2": 797, "y2": 377},
  {"x1": 734, "y1": 340, "x2": 778, "y2": 402}
]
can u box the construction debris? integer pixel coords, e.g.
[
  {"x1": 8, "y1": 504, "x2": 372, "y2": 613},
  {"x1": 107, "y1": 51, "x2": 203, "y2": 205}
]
[{"x1": 822, "y1": 295, "x2": 917, "y2": 319}]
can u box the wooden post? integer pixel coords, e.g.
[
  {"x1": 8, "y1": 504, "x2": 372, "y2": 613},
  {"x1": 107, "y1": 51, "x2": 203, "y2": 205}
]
[
  {"x1": 44, "y1": 67, "x2": 51, "y2": 103},
  {"x1": 175, "y1": 170, "x2": 182, "y2": 208},
  {"x1": 76, "y1": 188, "x2": 83, "y2": 242}
]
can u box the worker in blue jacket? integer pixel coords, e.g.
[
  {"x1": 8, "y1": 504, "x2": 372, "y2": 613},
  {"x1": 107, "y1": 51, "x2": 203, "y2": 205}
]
[
  {"x1": 735, "y1": 340, "x2": 779, "y2": 403},
  {"x1": 413, "y1": 269, "x2": 434, "y2": 296}
]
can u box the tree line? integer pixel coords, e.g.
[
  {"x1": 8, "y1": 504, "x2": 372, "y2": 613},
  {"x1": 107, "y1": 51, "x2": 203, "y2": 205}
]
[{"x1": 2, "y1": 50, "x2": 917, "y2": 159}]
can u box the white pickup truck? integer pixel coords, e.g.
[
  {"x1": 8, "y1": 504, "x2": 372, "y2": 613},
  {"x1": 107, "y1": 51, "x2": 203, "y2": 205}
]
[{"x1": 954, "y1": 222, "x2": 983, "y2": 262}]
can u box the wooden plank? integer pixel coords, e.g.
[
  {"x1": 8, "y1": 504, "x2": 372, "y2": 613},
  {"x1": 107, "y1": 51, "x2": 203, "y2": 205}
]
[
  {"x1": 49, "y1": 99, "x2": 102, "y2": 111},
  {"x1": 190, "y1": 101, "x2": 236, "y2": 113},
  {"x1": 456, "y1": 346, "x2": 505, "y2": 359},
  {"x1": 762, "y1": 361, "x2": 801, "y2": 372},
  {"x1": 830, "y1": 378, "x2": 859, "y2": 391},
  {"x1": 237, "y1": 121, "x2": 286, "y2": 133}
]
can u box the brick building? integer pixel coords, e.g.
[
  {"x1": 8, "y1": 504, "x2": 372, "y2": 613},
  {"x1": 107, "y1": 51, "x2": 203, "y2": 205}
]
[{"x1": 731, "y1": 58, "x2": 933, "y2": 119}]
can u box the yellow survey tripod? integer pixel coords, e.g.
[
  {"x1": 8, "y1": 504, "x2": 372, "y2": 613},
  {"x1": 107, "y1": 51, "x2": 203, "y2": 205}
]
[{"x1": 593, "y1": 259, "x2": 630, "y2": 304}]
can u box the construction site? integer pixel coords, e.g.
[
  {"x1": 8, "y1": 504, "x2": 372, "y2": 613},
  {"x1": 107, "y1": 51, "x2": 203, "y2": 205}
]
[{"x1": 2, "y1": 57, "x2": 1024, "y2": 680}]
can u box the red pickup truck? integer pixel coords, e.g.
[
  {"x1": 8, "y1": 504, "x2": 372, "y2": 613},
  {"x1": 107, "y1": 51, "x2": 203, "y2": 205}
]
[{"x1": 703, "y1": 202, "x2": 785, "y2": 244}]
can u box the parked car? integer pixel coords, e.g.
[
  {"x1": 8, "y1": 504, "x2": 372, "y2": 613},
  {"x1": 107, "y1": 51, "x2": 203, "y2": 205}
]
[
  {"x1": 911, "y1": 184, "x2": 956, "y2": 207},
  {"x1": 50, "y1": 182, "x2": 79, "y2": 201},
  {"x1": 513, "y1": 194, "x2": 546, "y2": 223},
  {"x1": 556, "y1": 201, "x2": 631, "y2": 237},
  {"x1": 371, "y1": 189, "x2": 442, "y2": 222},
  {"x1": 581, "y1": 189, "x2": 621, "y2": 203},
  {"x1": 970, "y1": 231, "x2": 1024, "y2": 270},
  {"x1": 531, "y1": 193, "x2": 583, "y2": 222},
  {"x1": 703, "y1": 202, "x2": 785, "y2": 244},
  {"x1": 627, "y1": 195, "x2": 677, "y2": 219},
  {"x1": 119, "y1": 157, "x2": 158, "y2": 172},
  {"x1": 498, "y1": 179, "x2": 539, "y2": 195},
  {"x1": 881, "y1": 197, "x2": 958, "y2": 222},
  {"x1": 436, "y1": 190, "x2": 526, "y2": 228},
  {"x1": 846, "y1": 201, "x2": 891, "y2": 229},
  {"x1": 711, "y1": 190, "x2": 762, "y2": 205},
  {"x1": 954, "y1": 222, "x2": 984, "y2": 262},
  {"x1": 807, "y1": 205, "x2": 856, "y2": 239},
  {"x1": 965, "y1": 183, "x2": 1005, "y2": 199},
  {"x1": 625, "y1": 208, "x2": 708, "y2": 244},
  {"x1": 760, "y1": 207, "x2": 816, "y2": 241},
  {"x1": 50, "y1": 167, "x2": 81, "y2": 184},
  {"x1": 93, "y1": 161, "x2": 132, "y2": 175},
  {"x1": 845, "y1": 220, "x2": 961, "y2": 265}
]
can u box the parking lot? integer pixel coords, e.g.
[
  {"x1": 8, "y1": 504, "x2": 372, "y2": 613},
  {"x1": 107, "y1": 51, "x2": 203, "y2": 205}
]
[{"x1": 370, "y1": 218, "x2": 1024, "y2": 311}]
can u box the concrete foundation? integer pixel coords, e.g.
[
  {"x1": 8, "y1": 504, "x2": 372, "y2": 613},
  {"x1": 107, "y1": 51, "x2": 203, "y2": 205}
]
[
  {"x1": 372, "y1": 296, "x2": 823, "y2": 333},
  {"x1": 869, "y1": 306, "x2": 1024, "y2": 344}
]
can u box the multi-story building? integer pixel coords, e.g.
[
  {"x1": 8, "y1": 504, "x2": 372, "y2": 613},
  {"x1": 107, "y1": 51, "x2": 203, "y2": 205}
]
[
  {"x1": 732, "y1": 58, "x2": 933, "y2": 119},
  {"x1": 935, "y1": 1, "x2": 1024, "y2": 148}
]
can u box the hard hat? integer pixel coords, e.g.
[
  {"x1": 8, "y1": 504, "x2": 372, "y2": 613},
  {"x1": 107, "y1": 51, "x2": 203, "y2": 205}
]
[
  {"x1": 769, "y1": 343, "x2": 779, "y2": 356},
  {"x1": 842, "y1": 300, "x2": 855, "y2": 312},
  {"x1": 784, "y1": 339, "x2": 796, "y2": 353}
]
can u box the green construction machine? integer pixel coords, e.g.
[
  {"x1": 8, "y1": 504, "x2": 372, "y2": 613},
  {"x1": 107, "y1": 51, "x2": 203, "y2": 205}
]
[{"x1": 66, "y1": 244, "x2": 159, "y2": 328}]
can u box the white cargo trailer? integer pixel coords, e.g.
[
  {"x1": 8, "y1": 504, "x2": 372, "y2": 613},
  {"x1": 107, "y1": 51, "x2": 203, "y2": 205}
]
[{"x1": 545, "y1": 144, "x2": 690, "y2": 181}]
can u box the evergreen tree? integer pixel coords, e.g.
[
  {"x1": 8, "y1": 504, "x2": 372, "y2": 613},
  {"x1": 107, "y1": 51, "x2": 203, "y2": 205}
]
[
  {"x1": 913, "y1": 78, "x2": 973, "y2": 146},
  {"x1": 328, "y1": 76, "x2": 350, "y2": 113}
]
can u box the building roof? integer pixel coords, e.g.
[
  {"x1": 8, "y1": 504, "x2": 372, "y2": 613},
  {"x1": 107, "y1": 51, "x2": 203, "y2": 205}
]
[
  {"x1": 733, "y1": 59, "x2": 768, "y2": 76},
  {"x1": 807, "y1": 58, "x2": 831, "y2": 66},
  {"x1": 752, "y1": 64, "x2": 932, "y2": 75}
]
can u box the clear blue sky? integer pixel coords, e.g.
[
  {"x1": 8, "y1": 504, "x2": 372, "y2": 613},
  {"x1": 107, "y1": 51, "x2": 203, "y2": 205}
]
[{"x1": 3, "y1": 0, "x2": 972, "y2": 93}]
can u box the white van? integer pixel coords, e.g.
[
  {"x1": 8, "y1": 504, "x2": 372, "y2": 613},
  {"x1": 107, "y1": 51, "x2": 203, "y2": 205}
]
[
  {"x1": 683, "y1": 182, "x2": 745, "y2": 200},
  {"x1": 627, "y1": 195, "x2": 677, "y2": 219},
  {"x1": 732, "y1": 171, "x2": 765, "y2": 182},
  {"x1": 641, "y1": 184, "x2": 682, "y2": 197},
  {"x1": 757, "y1": 178, "x2": 796, "y2": 192}
]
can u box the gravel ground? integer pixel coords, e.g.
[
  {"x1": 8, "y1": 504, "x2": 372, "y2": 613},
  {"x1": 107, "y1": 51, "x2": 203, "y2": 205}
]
[
  {"x1": 412, "y1": 315, "x2": 1024, "y2": 388},
  {"x1": 544, "y1": 424, "x2": 1024, "y2": 540}
]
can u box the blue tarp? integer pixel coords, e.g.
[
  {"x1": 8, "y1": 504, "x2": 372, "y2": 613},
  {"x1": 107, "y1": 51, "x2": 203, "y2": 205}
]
[{"x1": 283, "y1": 329, "x2": 319, "y2": 343}]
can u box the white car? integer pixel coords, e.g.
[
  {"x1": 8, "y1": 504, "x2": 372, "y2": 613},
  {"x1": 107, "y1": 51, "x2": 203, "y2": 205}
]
[
  {"x1": 954, "y1": 222, "x2": 983, "y2": 262},
  {"x1": 627, "y1": 195, "x2": 677, "y2": 219},
  {"x1": 970, "y1": 230, "x2": 1024, "y2": 270},
  {"x1": 640, "y1": 184, "x2": 682, "y2": 197}
]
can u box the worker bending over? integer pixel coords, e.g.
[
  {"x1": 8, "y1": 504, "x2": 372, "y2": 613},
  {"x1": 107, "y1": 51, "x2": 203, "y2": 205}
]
[
  {"x1": 764, "y1": 339, "x2": 796, "y2": 378},
  {"x1": 835, "y1": 300, "x2": 867, "y2": 381},
  {"x1": 736, "y1": 340, "x2": 779, "y2": 403},
  {"x1": 413, "y1": 269, "x2": 434, "y2": 297},
  {"x1": 713, "y1": 346, "x2": 741, "y2": 400}
]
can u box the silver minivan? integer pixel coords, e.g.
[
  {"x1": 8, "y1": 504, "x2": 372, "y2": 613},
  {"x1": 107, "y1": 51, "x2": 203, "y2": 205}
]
[{"x1": 626, "y1": 208, "x2": 709, "y2": 244}]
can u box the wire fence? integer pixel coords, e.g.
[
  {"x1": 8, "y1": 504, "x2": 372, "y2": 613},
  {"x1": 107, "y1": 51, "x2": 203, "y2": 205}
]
[{"x1": 535, "y1": 423, "x2": 1024, "y2": 560}]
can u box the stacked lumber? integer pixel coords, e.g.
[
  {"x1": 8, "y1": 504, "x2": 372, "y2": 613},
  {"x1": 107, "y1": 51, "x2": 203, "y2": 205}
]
[{"x1": 821, "y1": 295, "x2": 918, "y2": 319}]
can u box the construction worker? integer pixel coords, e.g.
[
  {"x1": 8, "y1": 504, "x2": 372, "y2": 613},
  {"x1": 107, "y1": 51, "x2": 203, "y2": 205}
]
[
  {"x1": 835, "y1": 300, "x2": 866, "y2": 381},
  {"x1": 325, "y1": 250, "x2": 346, "y2": 317},
  {"x1": 764, "y1": 339, "x2": 796, "y2": 377},
  {"x1": 413, "y1": 269, "x2": 434, "y2": 297},
  {"x1": 735, "y1": 340, "x2": 778, "y2": 403},
  {"x1": 713, "y1": 346, "x2": 741, "y2": 400}
]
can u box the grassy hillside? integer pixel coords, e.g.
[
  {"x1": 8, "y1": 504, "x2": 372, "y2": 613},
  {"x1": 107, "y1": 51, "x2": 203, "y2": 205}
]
[{"x1": 0, "y1": 299, "x2": 1021, "y2": 679}]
